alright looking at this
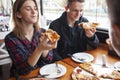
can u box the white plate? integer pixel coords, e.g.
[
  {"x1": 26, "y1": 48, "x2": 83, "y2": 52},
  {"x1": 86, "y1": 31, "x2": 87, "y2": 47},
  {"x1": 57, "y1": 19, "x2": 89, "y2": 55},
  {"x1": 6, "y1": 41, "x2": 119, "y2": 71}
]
[
  {"x1": 40, "y1": 63, "x2": 66, "y2": 78},
  {"x1": 114, "y1": 62, "x2": 120, "y2": 71},
  {"x1": 71, "y1": 52, "x2": 94, "y2": 63}
]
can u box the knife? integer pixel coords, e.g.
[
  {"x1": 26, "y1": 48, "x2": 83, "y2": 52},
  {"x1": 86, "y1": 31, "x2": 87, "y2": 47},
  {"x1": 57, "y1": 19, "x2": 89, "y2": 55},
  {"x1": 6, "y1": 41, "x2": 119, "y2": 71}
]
[
  {"x1": 67, "y1": 54, "x2": 85, "y2": 62},
  {"x1": 21, "y1": 74, "x2": 50, "y2": 80}
]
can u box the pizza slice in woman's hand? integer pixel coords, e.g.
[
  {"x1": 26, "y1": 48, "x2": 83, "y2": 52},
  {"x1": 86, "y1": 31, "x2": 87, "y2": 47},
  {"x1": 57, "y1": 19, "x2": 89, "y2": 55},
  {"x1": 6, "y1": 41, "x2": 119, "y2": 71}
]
[{"x1": 45, "y1": 29, "x2": 60, "y2": 44}]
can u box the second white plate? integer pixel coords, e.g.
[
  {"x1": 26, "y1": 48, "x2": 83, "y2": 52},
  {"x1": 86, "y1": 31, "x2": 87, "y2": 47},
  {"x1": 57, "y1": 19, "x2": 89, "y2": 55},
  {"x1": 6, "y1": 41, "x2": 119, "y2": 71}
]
[
  {"x1": 71, "y1": 52, "x2": 94, "y2": 63},
  {"x1": 114, "y1": 61, "x2": 120, "y2": 71},
  {"x1": 40, "y1": 63, "x2": 66, "y2": 78}
]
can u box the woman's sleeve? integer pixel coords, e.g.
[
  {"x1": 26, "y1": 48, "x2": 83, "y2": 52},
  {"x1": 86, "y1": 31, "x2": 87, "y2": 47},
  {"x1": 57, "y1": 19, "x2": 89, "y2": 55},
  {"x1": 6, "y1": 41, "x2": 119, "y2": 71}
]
[
  {"x1": 5, "y1": 37, "x2": 35, "y2": 75},
  {"x1": 39, "y1": 50, "x2": 53, "y2": 64}
]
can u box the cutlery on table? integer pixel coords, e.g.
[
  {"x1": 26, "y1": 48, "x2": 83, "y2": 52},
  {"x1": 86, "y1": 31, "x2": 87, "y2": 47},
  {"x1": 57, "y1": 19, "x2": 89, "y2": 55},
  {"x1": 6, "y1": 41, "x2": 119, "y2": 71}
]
[
  {"x1": 67, "y1": 54, "x2": 85, "y2": 62},
  {"x1": 21, "y1": 74, "x2": 50, "y2": 80},
  {"x1": 114, "y1": 66, "x2": 120, "y2": 73},
  {"x1": 55, "y1": 62, "x2": 61, "y2": 74}
]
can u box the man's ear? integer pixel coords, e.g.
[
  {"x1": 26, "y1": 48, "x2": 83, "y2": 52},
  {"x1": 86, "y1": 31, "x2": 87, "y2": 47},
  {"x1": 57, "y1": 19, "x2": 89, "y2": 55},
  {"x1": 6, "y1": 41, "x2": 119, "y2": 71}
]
[
  {"x1": 16, "y1": 12, "x2": 22, "y2": 18},
  {"x1": 65, "y1": 6, "x2": 69, "y2": 12}
]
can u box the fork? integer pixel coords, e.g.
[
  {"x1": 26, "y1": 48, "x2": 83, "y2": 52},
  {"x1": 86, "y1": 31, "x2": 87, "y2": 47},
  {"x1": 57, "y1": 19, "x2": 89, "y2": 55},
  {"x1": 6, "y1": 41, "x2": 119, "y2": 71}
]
[{"x1": 55, "y1": 62, "x2": 61, "y2": 74}]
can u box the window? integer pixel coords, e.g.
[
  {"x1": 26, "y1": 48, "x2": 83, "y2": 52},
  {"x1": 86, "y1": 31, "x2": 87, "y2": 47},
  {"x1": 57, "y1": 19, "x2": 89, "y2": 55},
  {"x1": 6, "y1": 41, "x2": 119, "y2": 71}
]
[
  {"x1": 84, "y1": 0, "x2": 110, "y2": 30},
  {"x1": 42, "y1": 0, "x2": 110, "y2": 30}
]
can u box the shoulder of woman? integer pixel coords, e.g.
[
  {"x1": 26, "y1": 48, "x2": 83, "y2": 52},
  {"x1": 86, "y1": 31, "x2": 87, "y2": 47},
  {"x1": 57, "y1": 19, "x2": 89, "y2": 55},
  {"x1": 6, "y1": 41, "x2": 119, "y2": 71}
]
[{"x1": 5, "y1": 32, "x2": 14, "y2": 40}]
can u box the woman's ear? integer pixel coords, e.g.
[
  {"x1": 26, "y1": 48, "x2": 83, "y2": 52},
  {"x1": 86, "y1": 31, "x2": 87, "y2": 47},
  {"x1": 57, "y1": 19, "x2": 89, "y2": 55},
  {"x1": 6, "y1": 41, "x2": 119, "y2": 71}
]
[{"x1": 16, "y1": 12, "x2": 22, "y2": 18}]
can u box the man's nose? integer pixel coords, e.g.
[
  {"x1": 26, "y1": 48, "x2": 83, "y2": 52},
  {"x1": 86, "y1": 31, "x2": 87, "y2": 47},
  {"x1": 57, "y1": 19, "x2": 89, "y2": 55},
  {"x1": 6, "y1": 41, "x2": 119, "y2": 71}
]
[{"x1": 77, "y1": 11, "x2": 82, "y2": 15}]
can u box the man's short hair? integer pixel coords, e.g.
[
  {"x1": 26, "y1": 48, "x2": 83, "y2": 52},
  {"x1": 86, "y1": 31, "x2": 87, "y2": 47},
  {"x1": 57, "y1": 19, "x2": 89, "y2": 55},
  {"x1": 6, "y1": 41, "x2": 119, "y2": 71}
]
[
  {"x1": 106, "y1": 0, "x2": 120, "y2": 26},
  {"x1": 67, "y1": 0, "x2": 85, "y2": 7}
]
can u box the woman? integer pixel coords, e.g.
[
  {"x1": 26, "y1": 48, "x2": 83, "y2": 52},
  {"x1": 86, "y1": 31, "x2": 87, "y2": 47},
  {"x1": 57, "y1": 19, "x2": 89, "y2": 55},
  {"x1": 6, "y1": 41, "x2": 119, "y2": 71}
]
[{"x1": 5, "y1": 0, "x2": 58, "y2": 76}]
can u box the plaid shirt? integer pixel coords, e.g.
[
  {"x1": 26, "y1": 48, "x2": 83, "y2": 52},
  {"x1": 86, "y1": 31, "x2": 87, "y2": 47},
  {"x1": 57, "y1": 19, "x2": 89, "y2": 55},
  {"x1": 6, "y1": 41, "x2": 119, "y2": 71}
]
[{"x1": 5, "y1": 28, "x2": 53, "y2": 75}]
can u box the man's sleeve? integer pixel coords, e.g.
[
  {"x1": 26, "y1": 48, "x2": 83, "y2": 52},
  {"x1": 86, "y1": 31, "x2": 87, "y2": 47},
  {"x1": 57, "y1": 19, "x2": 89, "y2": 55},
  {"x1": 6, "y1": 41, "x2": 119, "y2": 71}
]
[{"x1": 85, "y1": 34, "x2": 99, "y2": 49}]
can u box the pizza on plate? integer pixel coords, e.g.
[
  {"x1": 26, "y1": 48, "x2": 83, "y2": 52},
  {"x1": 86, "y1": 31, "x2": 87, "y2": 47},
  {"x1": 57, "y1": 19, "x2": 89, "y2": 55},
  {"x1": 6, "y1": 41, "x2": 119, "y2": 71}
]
[
  {"x1": 79, "y1": 62, "x2": 97, "y2": 76},
  {"x1": 71, "y1": 68, "x2": 99, "y2": 80},
  {"x1": 45, "y1": 29, "x2": 60, "y2": 43},
  {"x1": 72, "y1": 62, "x2": 120, "y2": 80},
  {"x1": 100, "y1": 70, "x2": 120, "y2": 80},
  {"x1": 78, "y1": 22, "x2": 99, "y2": 29}
]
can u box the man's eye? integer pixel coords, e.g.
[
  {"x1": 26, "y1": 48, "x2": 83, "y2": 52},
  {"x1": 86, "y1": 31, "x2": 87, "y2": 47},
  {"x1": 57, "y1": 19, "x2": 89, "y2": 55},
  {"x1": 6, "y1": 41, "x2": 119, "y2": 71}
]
[
  {"x1": 72, "y1": 10, "x2": 78, "y2": 12},
  {"x1": 80, "y1": 10, "x2": 83, "y2": 12}
]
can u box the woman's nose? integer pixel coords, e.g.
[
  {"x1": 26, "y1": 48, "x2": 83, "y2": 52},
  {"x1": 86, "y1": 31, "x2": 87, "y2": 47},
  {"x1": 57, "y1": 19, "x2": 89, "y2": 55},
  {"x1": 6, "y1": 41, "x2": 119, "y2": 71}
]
[{"x1": 31, "y1": 9, "x2": 36, "y2": 14}]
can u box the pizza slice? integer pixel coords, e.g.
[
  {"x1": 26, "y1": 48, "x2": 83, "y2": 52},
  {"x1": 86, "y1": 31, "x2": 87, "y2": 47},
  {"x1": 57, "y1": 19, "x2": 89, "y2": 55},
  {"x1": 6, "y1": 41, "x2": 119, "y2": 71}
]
[
  {"x1": 71, "y1": 68, "x2": 99, "y2": 80},
  {"x1": 78, "y1": 22, "x2": 99, "y2": 29},
  {"x1": 45, "y1": 29, "x2": 60, "y2": 43},
  {"x1": 79, "y1": 62, "x2": 97, "y2": 76},
  {"x1": 100, "y1": 70, "x2": 120, "y2": 80}
]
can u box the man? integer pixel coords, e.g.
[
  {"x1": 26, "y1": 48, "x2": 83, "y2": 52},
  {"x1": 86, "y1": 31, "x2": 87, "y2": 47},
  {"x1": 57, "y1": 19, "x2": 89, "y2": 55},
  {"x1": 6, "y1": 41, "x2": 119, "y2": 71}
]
[
  {"x1": 106, "y1": 0, "x2": 120, "y2": 57},
  {"x1": 49, "y1": 0, "x2": 99, "y2": 59}
]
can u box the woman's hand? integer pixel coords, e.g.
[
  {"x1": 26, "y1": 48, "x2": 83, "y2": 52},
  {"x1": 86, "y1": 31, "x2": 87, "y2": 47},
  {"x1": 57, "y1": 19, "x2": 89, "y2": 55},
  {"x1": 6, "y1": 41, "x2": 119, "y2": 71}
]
[
  {"x1": 28, "y1": 33, "x2": 58, "y2": 66},
  {"x1": 38, "y1": 33, "x2": 58, "y2": 51},
  {"x1": 84, "y1": 28, "x2": 96, "y2": 38}
]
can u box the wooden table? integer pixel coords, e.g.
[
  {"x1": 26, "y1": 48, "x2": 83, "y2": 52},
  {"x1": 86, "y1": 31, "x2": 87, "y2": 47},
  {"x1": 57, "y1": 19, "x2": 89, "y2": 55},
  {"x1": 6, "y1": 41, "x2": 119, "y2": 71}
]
[
  {"x1": 9, "y1": 61, "x2": 74, "y2": 80},
  {"x1": 63, "y1": 43, "x2": 120, "y2": 68},
  {"x1": 9, "y1": 43, "x2": 120, "y2": 80}
]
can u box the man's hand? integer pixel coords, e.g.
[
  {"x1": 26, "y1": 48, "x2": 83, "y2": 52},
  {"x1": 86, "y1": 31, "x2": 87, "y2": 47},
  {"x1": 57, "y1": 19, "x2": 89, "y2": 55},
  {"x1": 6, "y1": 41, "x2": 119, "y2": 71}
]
[{"x1": 84, "y1": 28, "x2": 96, "y2": 38}]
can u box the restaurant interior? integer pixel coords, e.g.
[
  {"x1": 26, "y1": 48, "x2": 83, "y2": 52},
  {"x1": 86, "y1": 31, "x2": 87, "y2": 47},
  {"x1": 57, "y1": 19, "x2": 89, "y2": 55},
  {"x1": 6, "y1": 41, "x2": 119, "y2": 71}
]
[{"x1": 0, "y1": 0, "x2": 120, "y2": 80}]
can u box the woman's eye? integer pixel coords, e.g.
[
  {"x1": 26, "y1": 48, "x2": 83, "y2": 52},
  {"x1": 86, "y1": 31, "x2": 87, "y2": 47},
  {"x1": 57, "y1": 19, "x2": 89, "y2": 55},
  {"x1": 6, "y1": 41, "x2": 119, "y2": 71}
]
[
  {"x1": 26, "y1": 7, "x2": 31, "y2": 11},
  {"x1": 34, "y1": 7, "x2": 38, "y2": 10}
]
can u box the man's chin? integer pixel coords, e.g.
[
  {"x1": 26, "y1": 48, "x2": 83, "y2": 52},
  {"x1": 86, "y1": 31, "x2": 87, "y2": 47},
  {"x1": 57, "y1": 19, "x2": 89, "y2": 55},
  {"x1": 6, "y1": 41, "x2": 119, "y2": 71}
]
[{"x1": 74, "y1": 19, "x2": 79, "y2": 21}]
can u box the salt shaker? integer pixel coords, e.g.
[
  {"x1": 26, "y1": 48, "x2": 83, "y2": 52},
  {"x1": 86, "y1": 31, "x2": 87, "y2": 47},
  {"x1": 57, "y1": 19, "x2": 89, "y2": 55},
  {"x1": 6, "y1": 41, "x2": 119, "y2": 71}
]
[{"x1": 102, "y1": 54, "x2": 107, "y2": 67}]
